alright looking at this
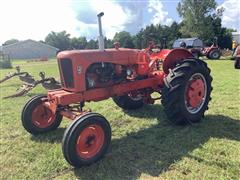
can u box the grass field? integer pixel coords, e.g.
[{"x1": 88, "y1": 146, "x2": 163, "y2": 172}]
[{"x1": 0, "y1": 59, "x2": 240, "y2": 180}]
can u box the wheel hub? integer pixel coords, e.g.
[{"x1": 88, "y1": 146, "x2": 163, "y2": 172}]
[
  {"x1": 76, "y1": 125, "x2": 104, "y2": 159},
  {"x1": 85, "y1": 135, "x2": 95, "y2": 147},
  {"x1": 187, "y1": 79, "x2": 205, "y2": 107},
  {"x1": 31, "y1": 103, "x2": 55, "y2": 128},
  {"x1": 212, "y1": 52, "x2": 219, "y2": 58},
  {"x1": 185, "y1": 73, "x2": 207, "y2": 114}
]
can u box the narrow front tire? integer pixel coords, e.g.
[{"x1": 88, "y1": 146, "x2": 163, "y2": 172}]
[
  {"x1": 62, "y1": 113, "x2": 111, "y2": 168},
  {"x1": 21, "y1": 95, "x2": 62, "y2": 135}
]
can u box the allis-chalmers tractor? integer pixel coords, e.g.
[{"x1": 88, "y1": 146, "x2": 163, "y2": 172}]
[{"x1": 21, "y1": 13, "x2": 212, "y2": 168}]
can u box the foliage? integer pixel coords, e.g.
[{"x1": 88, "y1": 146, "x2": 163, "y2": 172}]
[
  {"x1": 0, "y1": 59, "x2": 239, "y2": 179},
  {"x1": 113, "y1": 31, "x2": 135, "y2": 48},
  {"x1": 45, "y1": 31, "x2": 71, "y2": 51},
  {"x1": 134, "y1": 22, "x2": 182, "y2": 49},
  {"x1": 3, "y1": 39, "x2": 19, "y2": 46},
  {"x1": 177, "y1": 0, "x2": 217, "y2": 41},
  {"x1": 176, "y1": 0, "x2": 232, "y2": 48},
  {"x1": 86, "y1": 39, "x2": 98, "y2": 49},
  {"x1": 70, "y1": 37, "x2": 87, "y2": 49},
  {"x1": 105, "y1": 38, "x2": 114, "y2": 48}
]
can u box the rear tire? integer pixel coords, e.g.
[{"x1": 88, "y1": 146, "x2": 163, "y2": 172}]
[
  {"x1": 62, "y1": 113, "x2": 111, "y2": 168},
  {"x1": 161, "y1": 59, "x2": 212, "y2": 125},
  {"x1": 208, "y1": 50, "x2": 221, "y2": 59},
  {"x1": 113, "y1": 94, "x2": 144, "y2": 110},
  {"x1": 21, "y1": 95, "x2": 62, "y2": 135}
]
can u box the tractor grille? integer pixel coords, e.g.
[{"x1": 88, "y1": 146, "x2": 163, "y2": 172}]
[{"x1": 59, "y1": 58, "x2": 74, "y2": 88}]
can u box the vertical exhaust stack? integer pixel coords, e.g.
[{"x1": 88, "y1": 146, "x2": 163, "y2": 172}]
[{"x1": 97, "y1": 12, "x2": 105, "y2": 51}]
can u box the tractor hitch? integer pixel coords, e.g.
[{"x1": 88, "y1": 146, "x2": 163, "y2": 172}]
[
  {"x1": 0, "y1": 66, "x2": 34, "y2": 84},
  {"x1": 3, "y1": 71, "x2": 61, "y2": 99}
]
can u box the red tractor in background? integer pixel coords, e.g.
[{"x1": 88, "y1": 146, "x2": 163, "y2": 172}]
[
  {"x1": 173, "y1": 37, "x2": 221, "y2": 59},
  {"x1": 21, "y1": 12, "x2": 212, "y2": 168},
  {"x1": 200, "y1": 38, "x2": 221, "y2": 59}
]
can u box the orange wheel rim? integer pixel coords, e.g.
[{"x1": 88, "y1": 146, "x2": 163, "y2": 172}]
[
  {"x1": 76, "y1": 125, "x2": 104, "y2": 159},
  {"x1": 185, "y1": 73, "x2": 207, "y2": 113},
  {"x1": 31, "y1": 103, "x2": 55, "y2": 128}
]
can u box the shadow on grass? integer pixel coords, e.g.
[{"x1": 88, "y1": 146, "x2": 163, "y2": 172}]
[
  {"x1": 29, "y1": 104, "x2": 240, "y2": 179},
  {"x1": 124, "y1": 104, "x2": 166, "y2": 120},
  {"x1": 31, "y1": 127, "x2": 66, "y2": 143},
  {"x1": 73, "y1": 113, "x2": 240, "y2": 180}
]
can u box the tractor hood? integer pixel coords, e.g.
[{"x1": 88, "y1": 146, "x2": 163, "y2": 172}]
[{"x1": 57, "y1": 48, "x2": 147, "y2": 65}]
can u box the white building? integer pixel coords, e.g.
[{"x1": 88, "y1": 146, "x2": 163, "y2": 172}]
[{"x1": 0, "y1": 39, "x2": 58, "y2": 59}]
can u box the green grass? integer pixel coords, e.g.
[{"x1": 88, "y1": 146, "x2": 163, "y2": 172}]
[{"x1": 0, "y1": 59, "x2": 240, "y2": 180}]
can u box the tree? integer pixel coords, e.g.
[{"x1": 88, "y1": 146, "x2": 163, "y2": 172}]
[
  {"x1": 133, "y1": 29, "x2": 144, "y2": 49},
  {"x1": 167, "y1": 22, "x2": 182, "y2": 47},
  {"x1": 105, "y1": 38, "x2": 114, "y2": 48},
  {"x1": 70, "y1": 37, "x2": 87, "y2": 49},
  {"x1": 177, "y1": 0, "x2": 217, "y2": 42},
  {"x1": 86, "y1": 39, "x2": 98, "y2": 49},
  {"x1": 134, "y1": 23, "x2": 182, "y2": 49},
  {"x1": 113, "y1": 31, "x2": 135, "y2": 48},
  {"x1": 216, "y1": 28, "x2": 233, "y2": 49},
  {"x1": 210, "y1": 13, "x2": 232, "y2": 49},
  {"x1": 3, "y1": 39, "x2": 19, "y2": 46},
  {"x1": 45, "y1": 31, "x2": 70, "y2": 51}
]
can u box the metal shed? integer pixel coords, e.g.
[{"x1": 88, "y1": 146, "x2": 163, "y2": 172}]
[
  {"x1": 173, "y1": 38, "x2": 203, "y2": 48},
  {"x1": 1, "y1": 39, "x2": 58, "y2": 59}
]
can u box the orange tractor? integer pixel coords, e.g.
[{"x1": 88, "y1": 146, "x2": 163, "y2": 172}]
[{"x1": 21, "y1": 12, "x2": 212, "y2": 167}]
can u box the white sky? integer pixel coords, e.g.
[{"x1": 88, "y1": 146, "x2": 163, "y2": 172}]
[
  {"x1": 0, "y1": 0, "x2": 239, "y2": 45},
  {"x1": 218, "y1": 0, "x2": 240, "y2": 30},
  {"x1": 0, "y1": 0, "x2": 80, "y2": 44}
]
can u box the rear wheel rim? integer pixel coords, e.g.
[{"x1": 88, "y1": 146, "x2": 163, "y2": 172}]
[
  {"x1": 184, "y1": 73, "x2": 207, "y2": 114},
  {"x1": 76, "y1": 124, "x2": 104, "y2": 159},
  {"x1": 31, "y1": 103, "x2": 55, "y2": 128},
  {"x1": 128, "y1": 93, "x2": 142, "y2": 101},
  {"x1": 212, "y1": 52, "x2": 219, "y2": 58}
]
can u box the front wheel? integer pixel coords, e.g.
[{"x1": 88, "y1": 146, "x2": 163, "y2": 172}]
[
  {"x1": 62, "y1": 113, "x2": 111, "y2": 168},
  {"x1": 161, "y1": 59, "x2": 212, "y2": 125},
  {"x1": 21, "y1": 95, "x2": 62, "y2": 135}
]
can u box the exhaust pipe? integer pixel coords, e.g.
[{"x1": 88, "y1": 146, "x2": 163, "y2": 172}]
[{"x1": 97, "y1": 12, "x2": 105, "y2": 51}]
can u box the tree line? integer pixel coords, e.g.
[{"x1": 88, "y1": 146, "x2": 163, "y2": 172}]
[{"x1": 3, "y1": 0, "x2": 236, "y2": 50}]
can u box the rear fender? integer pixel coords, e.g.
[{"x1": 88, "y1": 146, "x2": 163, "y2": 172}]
[{"x1": 163, "y1": 48, "x2": 194, "y2": 74}]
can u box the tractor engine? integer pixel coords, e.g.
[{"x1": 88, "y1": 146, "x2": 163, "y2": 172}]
[{"x1": 86, "y1": 62, "x2": 138, "y2": 89}]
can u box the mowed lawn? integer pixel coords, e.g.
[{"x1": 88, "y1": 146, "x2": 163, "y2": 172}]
[{"x1": 0, "y1": 59, "x2": 239, "y2": 180}]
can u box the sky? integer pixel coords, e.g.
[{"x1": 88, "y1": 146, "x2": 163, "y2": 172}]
[{"x1": 0, "y1": 0, "x2": 239, "y2": 44}]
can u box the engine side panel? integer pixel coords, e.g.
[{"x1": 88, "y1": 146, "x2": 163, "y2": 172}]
[{"x1": 57, "y1": 49, "x2": 149, "y2": 92}]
